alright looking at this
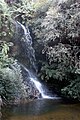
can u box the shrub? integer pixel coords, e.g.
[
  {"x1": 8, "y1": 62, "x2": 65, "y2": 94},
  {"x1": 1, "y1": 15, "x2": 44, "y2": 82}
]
[
  {"x1": 0, "y1": 43, "x2": 27, "y2": 102},
  {"x1": 0, "y1": 63, "x2": 27, "y2": 101}
]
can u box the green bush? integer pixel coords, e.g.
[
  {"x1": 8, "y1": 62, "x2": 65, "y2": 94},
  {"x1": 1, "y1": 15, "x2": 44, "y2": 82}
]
[
  {"x1": 61, "y1": 75, "x2": 80, "y2": 100},
  {"x1": 0, "y1": 0, "x2": 14, "y2": 42},
  {"x1": 0, "y1": 64, "x2": 27, "y2": 101},
  {"x1": 40, "y1": 44, "x2": 76, "y2": 81},
  {"x1": 0, "y1": 42, "x2": 27, "y2": 102}
]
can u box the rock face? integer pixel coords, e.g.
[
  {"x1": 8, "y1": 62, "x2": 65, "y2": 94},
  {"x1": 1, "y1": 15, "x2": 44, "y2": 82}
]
[
  {"x1": 0, "y1": 96, "x2": 2, "y2": 109},
  {"x1": 21, "y1": 66, "x2": 41, "y2": 99},
  {"x1": 0, "y1": 96, "x2": 2, "y2": 119}
]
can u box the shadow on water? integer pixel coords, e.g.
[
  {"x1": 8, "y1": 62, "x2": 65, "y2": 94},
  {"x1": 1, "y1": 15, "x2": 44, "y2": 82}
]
[{"x1": 1, "y1": 99, "x2": 80, "y2": 120}]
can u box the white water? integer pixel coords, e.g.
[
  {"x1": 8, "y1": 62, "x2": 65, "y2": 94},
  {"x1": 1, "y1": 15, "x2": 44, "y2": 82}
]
[
  {"x1": 17, "y1": 21, "x2": 36, "y2": 70},
  {"x1": 30, "y1": 78, "x2": 59, "y2": 99},
  {"x1": 17, "y1": 22, "x2": 60, "y2": 99},
  {"x1": 20, "y1": 63, "x2": 59, "y2": 99},
  {"x1": 17, "y1": 21, "x2": 32, "y2": 44},
  {"x1": 53, "y1": 0, "x2": 68, "y2": 4}
]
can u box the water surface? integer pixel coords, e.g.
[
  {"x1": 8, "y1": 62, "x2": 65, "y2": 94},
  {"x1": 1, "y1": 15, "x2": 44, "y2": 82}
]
[{"x1": 1, "y1": 99, "x2": 80, "y2": 120}]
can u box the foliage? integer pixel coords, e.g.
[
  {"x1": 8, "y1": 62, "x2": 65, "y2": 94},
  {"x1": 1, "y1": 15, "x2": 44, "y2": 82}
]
[
  {"x1": 0, "y1": 42, "x2": 13, "y2": 68},
  {"x1": 40, "y1": 1, "x2": 80, "y2": 45},
  {"x1": 0, "y1": 62, "x2": 27, "y2": 101},
  {"x1": 35, "y1": 0, "x2": 80, "y2": 100},
  {"x1": 0, "y1": 43, "x2": 27, "y2": 101},
  {"x1": 0, "y1": 0, "x2": 51, "y2": 42},
  {"x1": 61, "y1": 75, "x2": 80, "y2": 100},
  {"x1": 0, "y1": 0, "x2": 35, "y2": 42},
  {"x1": 40, "y1": 44, "x2": 76, "y2": 80},
  {"x1": 0, "y1": 0, "x2": 14, "y2": 42}
]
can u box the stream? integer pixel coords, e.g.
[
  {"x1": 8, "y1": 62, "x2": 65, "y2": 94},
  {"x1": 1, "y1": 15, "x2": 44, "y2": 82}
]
[{"x1": 1, "y1": 99, "x2": 80, "y2": 120}]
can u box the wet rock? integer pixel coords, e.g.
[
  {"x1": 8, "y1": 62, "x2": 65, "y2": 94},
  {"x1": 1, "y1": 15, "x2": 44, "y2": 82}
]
[
  {"x1": 0, "y1": 112, "x2": 2, "y2": 119},
  {"x1": 0, "y1": 96, "x2": 2, "y2": 119},
  {"x1": 0, "y1": 96, "x2": 2, "y2": 109},
  {"x1": 21, "y1": 66, "x2": 41, "y2": 99}
]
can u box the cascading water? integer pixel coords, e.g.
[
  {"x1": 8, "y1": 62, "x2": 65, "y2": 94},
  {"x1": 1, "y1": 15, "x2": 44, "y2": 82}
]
[
  {"x1": 17, "y1": 21, "x2": 59, "y2": 99},
  {"x1": 20, "y1": 64, "x2": 58, "y2": 99},
  {"x1": 17, "y1": 21, "x2": 36, "y2": 71}
]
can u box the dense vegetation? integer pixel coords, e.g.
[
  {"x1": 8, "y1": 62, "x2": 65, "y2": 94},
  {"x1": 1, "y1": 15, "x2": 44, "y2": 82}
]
[
  {"x1": 0, "y1": 0, "x2": 32, "y2": 102},
  {"x1": 33, "y1": 0, "x2": 80, "y2": 100},
  {"x1": 0, "y1": 0, "x2": 80, "y2": 102}
]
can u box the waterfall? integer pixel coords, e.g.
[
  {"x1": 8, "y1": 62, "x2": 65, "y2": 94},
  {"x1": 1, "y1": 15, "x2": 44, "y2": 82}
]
[
  {"x1": 17, "y1": 21, "x2": 59, "y2": 99},
  {"x1": 17, "y1": 21, "x2": 36, "y2": 71},
  {"x1": 20, "y1": 64, "x2": 58, "y2": 99}
]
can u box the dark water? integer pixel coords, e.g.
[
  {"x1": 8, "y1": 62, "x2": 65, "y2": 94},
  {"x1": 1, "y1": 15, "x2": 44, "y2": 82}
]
[{"x1": 1, "y1": 99, "x2": 80, "y2": 120}]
